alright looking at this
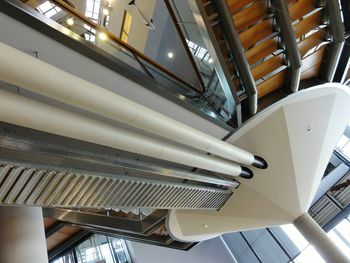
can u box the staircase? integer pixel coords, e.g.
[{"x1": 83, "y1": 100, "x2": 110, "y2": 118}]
[{"x1": 198, "y1": 0, "x2": 341, "y2": 117}]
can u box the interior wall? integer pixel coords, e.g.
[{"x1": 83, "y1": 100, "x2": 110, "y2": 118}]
[
  {"x1": 143, "y1": 0, "x2": 200, "y2": 89},
  {"x1": 127, "y1": 237, "x2": 236, "y2": 263},
  {"x1": 70, "y1": 0, "x2": 85, "y2": 13},
  {"x1": 108, "y1": 0, "x2": 157, "y2": 52}
]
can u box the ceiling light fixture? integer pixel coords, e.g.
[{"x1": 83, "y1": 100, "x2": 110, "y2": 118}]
[
  {"x1": 208, "y1": 58, "x2": 213, "y2": 64},
  {"x1": 102, "y1": 8, "x2": 109, "y2": 16},
  {"x1": 167, "y1": 52, "x2": 174, "y2": 59},
  {"x1": 66, "y1": 17, "x2": 74, "y2": 26},
  {"x1": 98, "y1": 32, "x2": 108, "y2": 41}
]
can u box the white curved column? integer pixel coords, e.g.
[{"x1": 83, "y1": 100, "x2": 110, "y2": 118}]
[
  {"x1": 0, "y1": 206, "x2": 48, "y2": 263},
  {"x1": 294, "y1": 213, "x2": 350, "y2": 263}
]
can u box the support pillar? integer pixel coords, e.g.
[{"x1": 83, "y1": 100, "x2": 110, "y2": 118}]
[
  {"x1": 0, "y1": 206, "x2": 48, "y2": 263},
  {"x1": 294, "y1": 213, "x2": 350, "y2": 263}
]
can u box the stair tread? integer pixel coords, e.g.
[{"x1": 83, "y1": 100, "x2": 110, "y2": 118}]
[
  {"x1": 239, "y1": 19, "x2": 274, "y2": 49},
  {"x1": 227, "y1": 0, "x2": 255, "y2": 14},
  {"x1": 245, "y1": 37, "x2": 279, "y2": 65},
  {"x1": 298, "y1": 29, "x2": 327, "y2": 57},
  {"x1": 301, "y1": 45, "x2": 327, "y2": 72},
  {"x1": 301, "y1": 62, "x2": 322, "y2": 80},
  {"x1": 251, "y1": 54, "x2": 284, "y2": 81},
  {"x1": 233, "y1": 0, "x2": 268, "y2": 32},
  {"x1": 257, "y1": 69, "x2": 287, "y2": 99},
  {"x1": 289, "y1": 0, "x2": 319, "y2": 21},
  {"x1": 293, "y1": 10, "x2": 323, "y2": 39}
]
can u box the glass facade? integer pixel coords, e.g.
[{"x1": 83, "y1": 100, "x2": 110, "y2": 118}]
[
  {"x1": 51, "y1": 235, "x2": 131, "y2": 263},
  {"x1": 223, "y1": 219, "x2": 350, "y2": 263}
]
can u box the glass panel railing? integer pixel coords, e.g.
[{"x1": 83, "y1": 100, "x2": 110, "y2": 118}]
[
  {"x1": 165, "y1": 0, "x2": 236, "y2": 119},
  {"x1": 14, "y1": 0, "x2": 232, "y2": 124}
]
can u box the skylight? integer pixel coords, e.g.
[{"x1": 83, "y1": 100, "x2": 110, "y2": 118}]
[{"x1": 37, "y1": 1, "x2": 61, "y2": 18}]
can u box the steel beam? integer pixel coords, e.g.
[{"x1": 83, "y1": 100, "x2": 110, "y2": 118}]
[
  {"x1": 321, "y1": 0, "x2": 345, "y2": 82},
  {"x1": 212, "y1": 0, "x2": 258, "y2": 115},
  {"x1": 271, "y1": 0, "x2": 302, "y2": 93},
  {"x1": 333, "y1": 37, "x2": 350, "y2": 83},
  {"x1": 333, "y1": 0, "x2": 350, "y2": 83},
  {"x1": 45, "y1": 221, "x2": 65, "y2": 238},
  {"x1": 48, "y1": 230, "x2": 92, "y2": 261},
  {"x1": 43, "y1": 208, "x2": 168, "y2": 235}
]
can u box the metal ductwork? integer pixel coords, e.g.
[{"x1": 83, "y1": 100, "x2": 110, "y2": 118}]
[
  {"x1": 0, "y1": 163, "x2": 231, "y2": 209},
  {"x1": 0, "y1": 42, "x2": 267, "y2": 173},
  {"x1": 0, "y1": 88, "x2": 249, "y2": 177},
  {"x1": 211, "y1": 0, "x2": 258, "y2": 115},
  {"x1": 0, "y1": 122, "x2": 235, "y2": 211},
  {"x1": 321, "y1": 0, "x2": 345, "y2": 82},
  {"x1": 271, "y1": 0, "x2": 302, "y2": 93}
]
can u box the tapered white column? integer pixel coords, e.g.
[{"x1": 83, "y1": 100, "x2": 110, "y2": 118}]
[
  {"x1": 294, "y1": 213, "x2": 350, "y2": 263},
  {"x1": 0, "y1": 206, "x2": 48, "y2": 263}
]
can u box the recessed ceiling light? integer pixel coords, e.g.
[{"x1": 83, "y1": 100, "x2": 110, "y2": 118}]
[
  {"x1": 208, "y1": 58, "x2": 213, "y2": 64},
  {"x1": 102, "y1": 8, "x2": 109, "y2": 16},
  {"x1": 167, "y1": 52, "x2": 174, "y2": 59},
  {"x1": 98, "y1": 32, "x2": 108, "y2": 41},
  {"x1": 66, "y1": 17, "x2": 74, "y2": 26}
]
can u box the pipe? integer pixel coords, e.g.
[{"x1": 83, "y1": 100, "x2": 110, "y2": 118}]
[
  {"x1": 0, "y1": 88, "x2": 251, "y2": 178},
  {"x1": 271, "y1": 0, "x2": 302, "y2": 93},
  {"x1": 333, "y1": 38, "x2": 350, "y2": 83},
  {"x1": 212, "y1": 0, "x2": 258, "y2": 115},
  {"x1": 322, "y1": 0, "x2": 345, "y2": 82},
  {"x1": 323, "y1": 42, "x2": 345, "y2": 82},
  {"x1": 0, "y1": 42, "x2": 266, "y2": 168}
]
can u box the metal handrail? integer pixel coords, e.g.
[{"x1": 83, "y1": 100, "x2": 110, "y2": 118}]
[{"x1": 49, "y1": 0, "x2": 201, "y2": 94}]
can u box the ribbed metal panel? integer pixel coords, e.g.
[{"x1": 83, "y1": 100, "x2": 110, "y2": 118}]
[
  {"x1": 0, "y1": 163, "x2": 231, "y2": 210},
  {"x1": 309, "y1": 196, "x2": 341, "y2": 227},
  {"x1": 329, "y1": 172, "x2": 350, "y2": 208}
]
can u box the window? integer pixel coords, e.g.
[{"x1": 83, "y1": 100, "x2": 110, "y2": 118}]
[
  {"x1": 85, "y1": 0, "x2": 101, "y2": 22},
  {"x1": 120, "y1": 11, "x2": 132, "y2": 43},
  {"x1": 186, "y1": 40, "x2": 212, "y2": 64},
  {"x1": 74, "y1": 235, "x2": 131, "y2": 263},
  {"x1": 293, "y1": 245, "x2": 325, "y2": 263},
  {"x1": 37, "y1": 1, "x2": 61, "y2": 18},
  {"x1": 336, "y1": 125, "x2": 350, "y2": 159},
  {"x1": 52, "y1": 252, "x2": 74, "y2": 263},
  {"x1": 84, "y1": 0, "x2": 101, "y2": 42},
  {"x1": 280, "y1": 224, "x2": 309, "y2": 251}
]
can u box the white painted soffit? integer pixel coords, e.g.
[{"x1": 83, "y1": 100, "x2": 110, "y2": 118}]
[{"x1": 167, "y1": 84, "x2": 350, "y2": 242}]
